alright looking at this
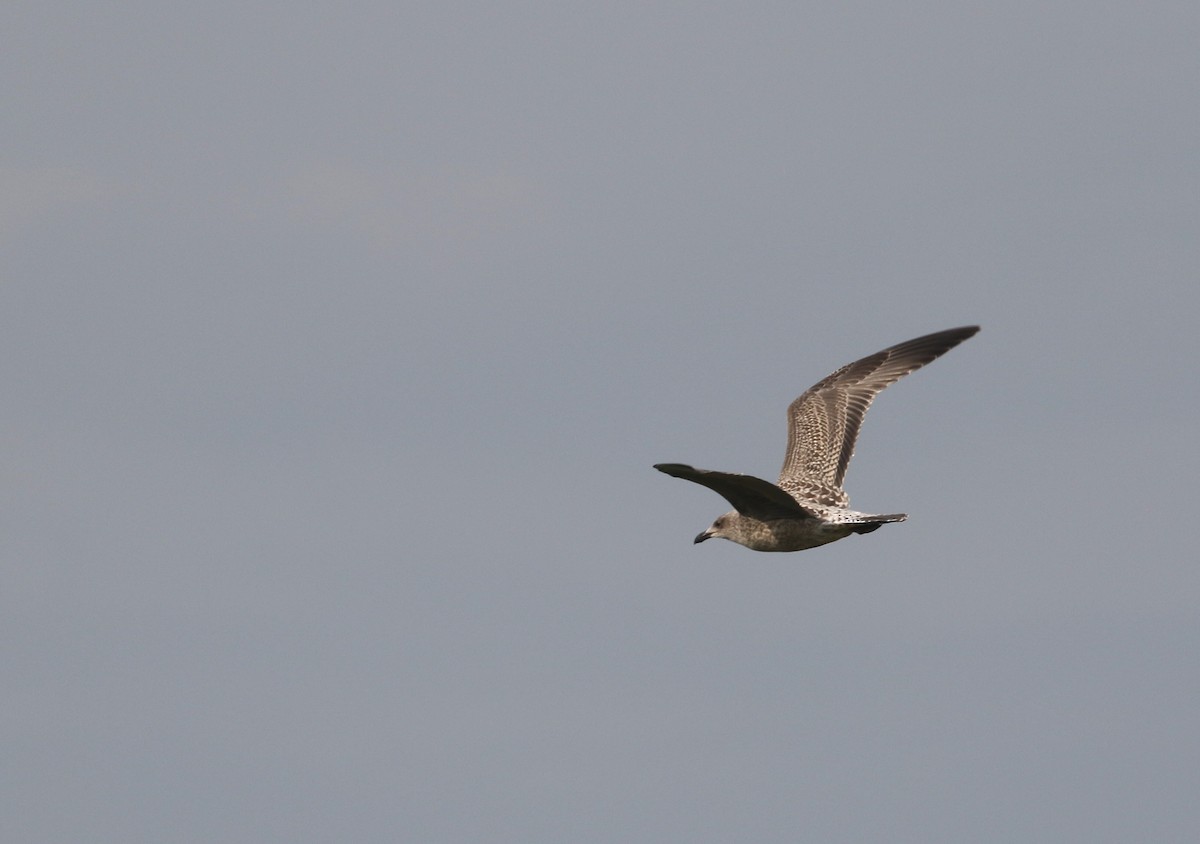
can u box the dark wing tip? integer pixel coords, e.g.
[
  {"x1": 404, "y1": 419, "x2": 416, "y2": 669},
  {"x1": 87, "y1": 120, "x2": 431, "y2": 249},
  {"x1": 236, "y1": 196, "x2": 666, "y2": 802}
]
[
  {"x1": 653, "y1": 463, "x2": 693, "y2": 476},
  {"x1": 945, "y1": 324, "x2": 981, "y2": 341},
  {"x1": 901, "y1": 325, "x2": 980, "y2": 355}
]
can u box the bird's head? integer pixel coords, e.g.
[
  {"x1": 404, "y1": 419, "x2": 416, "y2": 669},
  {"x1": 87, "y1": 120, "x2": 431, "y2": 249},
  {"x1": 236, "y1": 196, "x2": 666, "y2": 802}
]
[{"x1": 694, "y1": 511, "x2": 738, "y2": 544}]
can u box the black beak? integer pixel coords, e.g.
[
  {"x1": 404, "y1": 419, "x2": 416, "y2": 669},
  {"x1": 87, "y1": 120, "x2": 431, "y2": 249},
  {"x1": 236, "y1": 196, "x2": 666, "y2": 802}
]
[{"x1": 694, "y1": 530, "x2": 712, "y2": 544}]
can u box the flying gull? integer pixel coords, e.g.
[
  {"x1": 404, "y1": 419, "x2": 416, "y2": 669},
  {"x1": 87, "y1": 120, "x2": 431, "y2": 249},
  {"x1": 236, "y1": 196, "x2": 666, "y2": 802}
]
[{"x1": 655, "y1": 325, "x2": 979, "y2": 552}]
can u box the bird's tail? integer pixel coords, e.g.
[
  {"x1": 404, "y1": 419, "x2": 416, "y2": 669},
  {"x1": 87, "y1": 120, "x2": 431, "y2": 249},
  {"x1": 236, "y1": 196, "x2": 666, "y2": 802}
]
[{"x1": 849, "y1": 513, "x2": 907, "y2": 535}]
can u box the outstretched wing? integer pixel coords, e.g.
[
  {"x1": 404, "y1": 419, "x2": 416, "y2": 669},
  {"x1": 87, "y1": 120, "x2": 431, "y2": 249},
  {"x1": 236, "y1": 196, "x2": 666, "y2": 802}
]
[
  {"x1": 778, "y1": 326, "x2": 980, "y2": 507},
  {"x1": 654, "y1": 463, "x2": 817, "y2": 520}
]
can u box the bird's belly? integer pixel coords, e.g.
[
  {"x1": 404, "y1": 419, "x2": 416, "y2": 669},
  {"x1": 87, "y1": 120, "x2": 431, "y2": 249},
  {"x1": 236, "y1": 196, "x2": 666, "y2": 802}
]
[{"x1": 746, "y1": 519, "x2": 854, "y2": 552}]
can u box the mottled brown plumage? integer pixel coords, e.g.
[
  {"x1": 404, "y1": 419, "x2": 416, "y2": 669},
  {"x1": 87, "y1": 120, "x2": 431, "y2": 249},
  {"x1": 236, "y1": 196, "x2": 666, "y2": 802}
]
[{"x1": 655, "y1": 326, "x2": 979, "y2": 551}]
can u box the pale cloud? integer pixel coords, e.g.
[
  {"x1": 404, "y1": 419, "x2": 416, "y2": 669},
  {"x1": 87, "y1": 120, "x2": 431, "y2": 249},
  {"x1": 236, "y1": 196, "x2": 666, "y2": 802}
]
[{"x1": 278, "y1": 160, "x2": 548, "y2": 254}]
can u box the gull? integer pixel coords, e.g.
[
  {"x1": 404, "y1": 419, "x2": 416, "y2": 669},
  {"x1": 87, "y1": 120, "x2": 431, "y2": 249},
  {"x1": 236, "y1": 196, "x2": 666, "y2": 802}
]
[{"x1": 655, "y1": 326, "x2": 979, "y2": 551}]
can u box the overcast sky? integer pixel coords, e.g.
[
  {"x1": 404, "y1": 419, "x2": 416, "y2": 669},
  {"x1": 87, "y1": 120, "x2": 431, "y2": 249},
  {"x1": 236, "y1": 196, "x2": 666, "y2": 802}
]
[{"x1": 4, "y1": 2, "x2": 1198, "y2": 842}]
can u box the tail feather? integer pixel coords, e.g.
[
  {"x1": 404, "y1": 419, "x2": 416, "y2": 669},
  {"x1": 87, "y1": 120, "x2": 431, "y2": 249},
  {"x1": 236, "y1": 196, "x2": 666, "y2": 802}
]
[{"x1": 850, "y1": 512, "x2": 907, "y2": 535}]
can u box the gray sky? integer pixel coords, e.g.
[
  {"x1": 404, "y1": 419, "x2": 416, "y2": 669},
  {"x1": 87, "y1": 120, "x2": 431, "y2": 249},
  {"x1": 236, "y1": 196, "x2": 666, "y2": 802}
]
[{"x1": 4, "y1": 2, "x2": 1198, "y2": 841}]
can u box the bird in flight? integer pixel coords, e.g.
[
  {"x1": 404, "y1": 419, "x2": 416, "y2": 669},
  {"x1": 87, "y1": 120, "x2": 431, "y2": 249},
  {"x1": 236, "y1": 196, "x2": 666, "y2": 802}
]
[{"x1": 655, "y1": 325, "x2": 979, "y2": 552}]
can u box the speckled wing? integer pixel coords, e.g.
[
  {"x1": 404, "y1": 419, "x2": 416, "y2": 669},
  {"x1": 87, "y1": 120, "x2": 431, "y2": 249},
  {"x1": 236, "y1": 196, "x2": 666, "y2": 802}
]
[
  {"x1": 653, "y1": 464, "x2": 818, "y2": 521},
  {"x1": 777, "y1": 326, "x2": 980, "y2": 508}
]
